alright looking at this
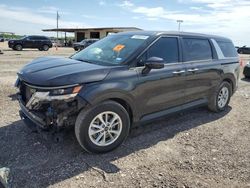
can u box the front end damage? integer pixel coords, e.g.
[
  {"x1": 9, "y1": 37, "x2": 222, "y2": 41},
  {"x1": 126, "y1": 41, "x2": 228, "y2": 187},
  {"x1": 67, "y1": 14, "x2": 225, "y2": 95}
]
[{"x1": 16, "y1": 79, "x2": 86, "y2": 135}]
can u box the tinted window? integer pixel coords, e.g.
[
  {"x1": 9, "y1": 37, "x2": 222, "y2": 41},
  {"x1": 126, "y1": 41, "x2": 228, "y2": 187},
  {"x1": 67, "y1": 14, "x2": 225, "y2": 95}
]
[
  {"x1": 146, "y1": 37, "x2": 179, "y2": 63},
  {"x1": 39, "y1": 36, "x2": 48, "y2": 40},
  {"x1": 29, "y1": 36, "x2": 48, "y2": 40},
  {"x1": 29, "y1": 36, "x2": 38, "y2": 40},
  {"x1": 183, "y1": 38, "x2": 212, "y2": 61},
  {"x1": 216, "y1": 41, "x2": 238, "y2": 57}
]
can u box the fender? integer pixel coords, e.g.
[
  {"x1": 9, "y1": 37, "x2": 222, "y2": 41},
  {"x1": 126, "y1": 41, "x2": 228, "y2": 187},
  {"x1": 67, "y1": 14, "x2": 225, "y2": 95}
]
[{"x1": 77, "y1": 81, "x2": 139, "y2": 122}]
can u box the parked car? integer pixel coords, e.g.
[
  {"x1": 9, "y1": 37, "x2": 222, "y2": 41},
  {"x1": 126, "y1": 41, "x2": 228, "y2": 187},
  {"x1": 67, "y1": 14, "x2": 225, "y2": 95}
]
[
  {"x1": 8, "y1": 36, "x2": 52, "y2": 51},
  {"x1": 237, "y1": 46, "x2": 250, "y2": 54},
  {"x1": 73, "y1": 39, "x2": 99, "y2": 51},
  {"x1": 0, "y1": 36, "x2": 4, "y2": 42},
  {"x1": 15, "y1": 31, "x2": 240, "y2": 153},
  {"x1": 243, "y1": 62, "x2": 250, "y2": 78}
]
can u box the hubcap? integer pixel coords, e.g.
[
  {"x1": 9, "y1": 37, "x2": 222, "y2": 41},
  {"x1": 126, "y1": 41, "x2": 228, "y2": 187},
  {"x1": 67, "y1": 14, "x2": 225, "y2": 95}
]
[
  {"x1": 16, "y1": 45, "x2": 21, "y2": 50},
  {"x1": 217, "y1": 86, "x2": 229, "y2": 108},
  {"x1": 88, "y1": 111, "x2": 122, "y2": 146}
]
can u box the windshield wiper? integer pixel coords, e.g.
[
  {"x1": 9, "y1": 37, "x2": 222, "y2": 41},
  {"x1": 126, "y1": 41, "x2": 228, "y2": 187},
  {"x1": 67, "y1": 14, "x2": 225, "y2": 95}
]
[{"x1": 75, "y1": 58, "x2": 94, "y2": 64}]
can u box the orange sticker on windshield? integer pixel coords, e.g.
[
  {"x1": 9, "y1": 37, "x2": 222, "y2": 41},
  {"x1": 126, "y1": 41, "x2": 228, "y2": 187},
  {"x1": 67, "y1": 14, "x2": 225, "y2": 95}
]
[{"x1": 113, "y1": 44, "x2": 125, "y2": 52}]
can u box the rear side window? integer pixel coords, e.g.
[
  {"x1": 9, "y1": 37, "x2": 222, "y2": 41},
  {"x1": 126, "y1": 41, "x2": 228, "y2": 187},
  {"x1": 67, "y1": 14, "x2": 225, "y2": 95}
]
[
  {"x1": 29, "y1": 36, "x2": 39, "y2": 40},
  {"x1": 146, "y1": 37, "x2": 179, "y2": 63},
  {"x1": 183, "y1": 38, "x2": 212, "y2": 61},
  {"x1": 216, "y1": 41, "x2": 238, "y2": 57}
]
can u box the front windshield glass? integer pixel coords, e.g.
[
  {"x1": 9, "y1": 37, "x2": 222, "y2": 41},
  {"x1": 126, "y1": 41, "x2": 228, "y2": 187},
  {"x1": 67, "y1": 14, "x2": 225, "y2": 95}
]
[{"x1": 71, "y1": 34, "x2": 149, "y2": 65}]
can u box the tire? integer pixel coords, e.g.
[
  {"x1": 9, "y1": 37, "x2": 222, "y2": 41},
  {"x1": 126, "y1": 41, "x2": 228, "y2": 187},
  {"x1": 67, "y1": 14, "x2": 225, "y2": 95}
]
[
  {"x1": 42, "y1": 45, "x2": 49, "y2": 51},
  {"x1": 75, "y1": 101, "x2": 130, "y2": 153},
  {"x1": 38, "y1": 48, "x2": 43, "y2": 51},
  {"x1": 208, "y1": 81, "x2": 232, "y2": 112},
  {"x1": 15, "y1": 44, "x2": 22, "y2": 51}
]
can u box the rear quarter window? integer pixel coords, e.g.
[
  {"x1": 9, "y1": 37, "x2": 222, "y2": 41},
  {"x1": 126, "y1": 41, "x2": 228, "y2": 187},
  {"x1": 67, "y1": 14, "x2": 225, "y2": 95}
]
[
  {"x1": 183, "y1": 38, "x2": 212, "y2": 61},
  {"x1": 216, "y1": 40, "x2": 238, "y2": 57}
]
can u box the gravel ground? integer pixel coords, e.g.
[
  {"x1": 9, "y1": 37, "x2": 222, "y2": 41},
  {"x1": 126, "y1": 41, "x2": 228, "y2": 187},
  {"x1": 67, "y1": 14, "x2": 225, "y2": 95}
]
[{"x1": 0, "y1": 42, "x2": 249, "y2": 188}]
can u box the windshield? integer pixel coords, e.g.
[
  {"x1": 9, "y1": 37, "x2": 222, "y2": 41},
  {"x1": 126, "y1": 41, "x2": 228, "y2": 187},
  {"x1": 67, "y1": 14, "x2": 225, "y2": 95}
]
[{"x1": 71, "y1": 34, "x2": 149, "y2": 65}]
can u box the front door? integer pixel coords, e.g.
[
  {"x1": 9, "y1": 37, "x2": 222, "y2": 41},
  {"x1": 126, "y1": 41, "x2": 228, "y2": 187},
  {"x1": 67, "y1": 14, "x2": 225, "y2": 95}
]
[
  {"x1": 23, "y1": 37, "x2": 34, "y2": 48},
  {"x1": 135, "y1": 36, "x2": 186, "y2": 117}
]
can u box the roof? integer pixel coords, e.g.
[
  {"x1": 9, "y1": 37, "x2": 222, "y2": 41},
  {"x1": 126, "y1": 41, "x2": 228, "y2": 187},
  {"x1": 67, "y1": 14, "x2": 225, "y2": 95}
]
[
  {"x1": 115, "y1": 30, "x2": 232, "y2": 41},
  {"x1": 42, "y1": 27, "x2": 142, "y2": 32}
]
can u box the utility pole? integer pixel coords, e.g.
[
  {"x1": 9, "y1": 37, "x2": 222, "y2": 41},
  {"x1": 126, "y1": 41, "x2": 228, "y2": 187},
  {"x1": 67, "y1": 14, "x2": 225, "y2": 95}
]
[
  {"x1": 56, "y1": 11, "x2": 59, "y2": 41},
  {"x1": 177, "y1": 20, "x2": 183, "y2": 32}
]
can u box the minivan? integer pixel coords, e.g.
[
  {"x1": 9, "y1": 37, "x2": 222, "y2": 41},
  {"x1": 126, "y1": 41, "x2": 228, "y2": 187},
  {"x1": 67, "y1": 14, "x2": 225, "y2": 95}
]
[{"x1": 15, "y1": 31, "x2": 240, "y2": 153}]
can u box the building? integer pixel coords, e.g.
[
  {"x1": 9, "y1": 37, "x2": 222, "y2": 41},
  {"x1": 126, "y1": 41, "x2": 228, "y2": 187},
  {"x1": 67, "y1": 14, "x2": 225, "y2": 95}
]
[{"x1": 43, "y1": 27, "x2": 142, "y2": 42}]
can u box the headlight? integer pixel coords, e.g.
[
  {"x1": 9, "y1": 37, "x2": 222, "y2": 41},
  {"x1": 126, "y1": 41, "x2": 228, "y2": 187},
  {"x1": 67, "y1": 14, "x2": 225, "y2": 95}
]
[{"x1": 49, "y1": 85, "x2": 82, "y2": 96}]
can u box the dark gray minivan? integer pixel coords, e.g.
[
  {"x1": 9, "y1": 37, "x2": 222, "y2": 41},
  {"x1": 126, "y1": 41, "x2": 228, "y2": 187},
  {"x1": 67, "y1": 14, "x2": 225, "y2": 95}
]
[{"x1": 16, "y1": 31, "x2": 240, "y2": 153}]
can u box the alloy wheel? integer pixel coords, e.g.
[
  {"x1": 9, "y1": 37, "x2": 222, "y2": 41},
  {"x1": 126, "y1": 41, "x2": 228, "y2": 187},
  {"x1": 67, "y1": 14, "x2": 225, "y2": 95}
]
[
  {"x1": 217, "y1": 86, "x2": 229, "y2": 108},
  {"x1": 88, "y1": 111, "x2": 122, "y2": 146}
]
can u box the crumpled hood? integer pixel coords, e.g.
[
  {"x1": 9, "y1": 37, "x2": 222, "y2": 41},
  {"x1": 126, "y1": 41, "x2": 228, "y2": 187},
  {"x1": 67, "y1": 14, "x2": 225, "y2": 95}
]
[{"x1": 17, "y1": 56, "x2": 111, "y2": 86}]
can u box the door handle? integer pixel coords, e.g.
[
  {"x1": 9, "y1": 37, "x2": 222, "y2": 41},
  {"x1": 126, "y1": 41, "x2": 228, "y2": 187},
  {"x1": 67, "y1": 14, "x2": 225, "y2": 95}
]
[
  {"x1": 187, "y1": 68, "x2": 199, "y2": 72},
  {"x1": 172, "y1": 70, "x2": 185, "y2": 74}
]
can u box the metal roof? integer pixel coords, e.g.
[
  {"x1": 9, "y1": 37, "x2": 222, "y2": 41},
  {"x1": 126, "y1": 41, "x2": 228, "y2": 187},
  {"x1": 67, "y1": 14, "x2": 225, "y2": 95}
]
[{"x1": 42, "y1": 27, "x2": 142, "y2": 32}]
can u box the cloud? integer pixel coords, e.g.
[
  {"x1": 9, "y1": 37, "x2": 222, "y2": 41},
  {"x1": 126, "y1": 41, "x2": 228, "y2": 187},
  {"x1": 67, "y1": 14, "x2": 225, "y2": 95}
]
[
  {"x1": 37, "y1": 6, "x2": 58, "y2": 14},
  {"x1": 0, "y1": 4, "x2": 90, "y2": 30},
  {"x1": 99, "y1": 0, "x2": 106, "y2": 6},
  {"x1": 118, "y1": 1, "x2": 134, "y2": 7},
  {"x1": 120, "y1": 0, "x2": 250, "y2": 45}
]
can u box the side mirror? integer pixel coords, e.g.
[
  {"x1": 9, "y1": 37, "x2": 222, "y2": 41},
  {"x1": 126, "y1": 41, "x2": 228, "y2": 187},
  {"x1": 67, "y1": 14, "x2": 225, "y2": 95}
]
[{"x1": 142, "y1": 57, "x2": 165, "y2": 75}]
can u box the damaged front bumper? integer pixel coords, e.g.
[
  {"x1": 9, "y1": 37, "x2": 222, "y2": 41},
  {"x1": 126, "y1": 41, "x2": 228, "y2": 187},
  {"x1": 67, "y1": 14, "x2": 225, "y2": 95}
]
[{"x1": 17, "y1": 82, "x2": 87, "y2": 131}]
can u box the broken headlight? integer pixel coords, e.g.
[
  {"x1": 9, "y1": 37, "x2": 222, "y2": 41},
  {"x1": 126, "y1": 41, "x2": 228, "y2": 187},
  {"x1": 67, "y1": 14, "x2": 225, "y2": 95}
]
[{"x1": 49, "y1": 85, "x2": 83, "y2": 96}]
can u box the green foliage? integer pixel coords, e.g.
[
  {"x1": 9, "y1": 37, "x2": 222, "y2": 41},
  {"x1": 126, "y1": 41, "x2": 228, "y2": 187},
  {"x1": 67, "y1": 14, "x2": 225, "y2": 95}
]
[{"x1": 0, "y1": 34, "x2": 24, "y2": 39}]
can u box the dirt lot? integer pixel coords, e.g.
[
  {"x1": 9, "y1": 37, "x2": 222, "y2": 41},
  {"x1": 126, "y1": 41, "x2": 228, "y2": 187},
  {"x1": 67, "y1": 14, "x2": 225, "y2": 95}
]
[{"x1": 0, "y1": 42, "x2": 249, "y2": 188}]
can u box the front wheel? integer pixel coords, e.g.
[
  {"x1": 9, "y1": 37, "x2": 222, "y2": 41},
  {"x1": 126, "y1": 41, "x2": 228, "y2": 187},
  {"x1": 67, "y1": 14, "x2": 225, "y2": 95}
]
[
  {"x1": 75, "y1": 101, "x2": 130, "y2": 153},
  {"x1": 208, "y1": 81, "x2": 232, "y2": 112}
]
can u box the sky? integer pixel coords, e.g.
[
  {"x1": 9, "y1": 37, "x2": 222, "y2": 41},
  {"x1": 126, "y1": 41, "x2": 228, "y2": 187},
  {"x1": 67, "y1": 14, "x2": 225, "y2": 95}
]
[{"x1": 0, "y1": 0, "x2": 250, "y2": 46}]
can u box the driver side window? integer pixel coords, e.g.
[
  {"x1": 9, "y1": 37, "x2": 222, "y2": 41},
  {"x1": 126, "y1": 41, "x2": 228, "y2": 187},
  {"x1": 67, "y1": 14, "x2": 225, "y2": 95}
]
[{"x1": 139, "y1": 37, "x2": 179, "y2": 66}]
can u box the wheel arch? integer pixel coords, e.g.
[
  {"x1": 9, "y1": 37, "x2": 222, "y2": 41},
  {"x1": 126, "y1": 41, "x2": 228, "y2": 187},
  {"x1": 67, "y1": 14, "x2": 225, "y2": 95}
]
[
  {"x1": 78, "y1": 89, "x2": 139, "y2": 124},
  {"x1": 109, "y1": 98, "x2": 134, "y2": 125},
  {"x1": 221, "y1": 73, "x2": 236, "y2": 93}
]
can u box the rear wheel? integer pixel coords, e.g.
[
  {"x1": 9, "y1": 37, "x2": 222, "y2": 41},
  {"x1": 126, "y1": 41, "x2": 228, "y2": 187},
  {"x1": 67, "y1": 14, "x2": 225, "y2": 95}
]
[
  {"x1": 75, "y1": 101, "x2": 130, "y2": 153},
  {"x1": 42, "y1": 45, "x2": 49, "y2": 51},
  {"x1": 15, "y1": 44, "x2": 22, "y2": 51},
  {"x1": 208, "y1": 81, "x2": 232, "y2": 112}
]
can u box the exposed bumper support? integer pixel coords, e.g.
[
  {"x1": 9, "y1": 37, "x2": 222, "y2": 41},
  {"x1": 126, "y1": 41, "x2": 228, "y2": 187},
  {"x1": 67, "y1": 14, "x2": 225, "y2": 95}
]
[{"x1": 19, "y1": 99, "x2": 47, "y2": 128}]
